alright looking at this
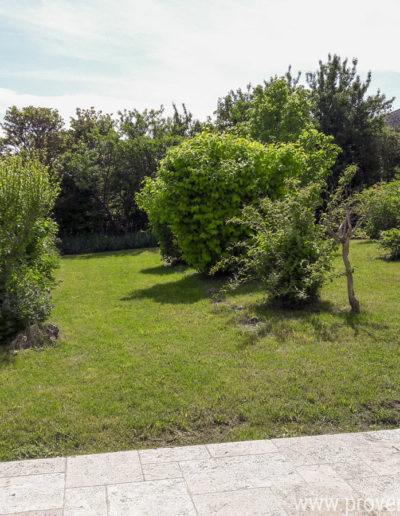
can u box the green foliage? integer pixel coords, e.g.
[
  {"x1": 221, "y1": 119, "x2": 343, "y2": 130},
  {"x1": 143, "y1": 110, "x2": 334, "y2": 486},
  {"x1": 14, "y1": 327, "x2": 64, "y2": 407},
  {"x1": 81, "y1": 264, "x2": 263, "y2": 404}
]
[
  {"x1": 138, "y1": 131, "x2": 339, "y2": 273},
  {"x1": 136, "y1": 172, "x2": 183, "y2": 263},
  {"x1": 357, "y1": 180, "x2": 400, "y2": 238},
  {"x1": 215, "y1": 76, "x2": 316, "y2": 145},
  {"x1": 379, "y1": 228, "x2": 400, "y2": 260},
  {"x1": 0, "y1": 106, "x2": 66, "y2": 176},
  {"x1": 149, "y1": 223, "x2": 183, "y2": 265},
  {"x1": 0, "y1": 156, "x2": 59, "y2": 343},
  {"x1": 59, "y1": 231, "x2": 157, "y2": 255},
  {"x1": 248, "y1": 78, "x2": 316, "y2": 144},
  {"x1": 306, "y1": 54, "x2": 398, "y2": 187},
  {"x1": 220, "y1": 180, "x2": 335, "y2": 306},
  {"x1": 214, "y1": 84, "x2": 253, "y2": 131}
]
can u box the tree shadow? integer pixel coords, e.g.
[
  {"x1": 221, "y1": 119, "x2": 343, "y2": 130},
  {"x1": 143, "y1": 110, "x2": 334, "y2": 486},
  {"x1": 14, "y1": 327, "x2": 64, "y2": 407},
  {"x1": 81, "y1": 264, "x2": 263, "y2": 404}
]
[
  {"x1": 122, "y1": 271, "x2": 265, "y2": 305},
  {"x1": 233, "y1": 296, "x2": 372, "y2": 347},
  {"x1": 140, "y1": 264, "x2": 190, "y2": 275},
  {"x1": 374, "y1": 254, "x2": 399, "y2": 263},
  {"x1": 0, "y1": 348, "x2": 15, "y2": 368},
  {"x1": 121, "y1": 273, "x2": 222, "y2": 304}
]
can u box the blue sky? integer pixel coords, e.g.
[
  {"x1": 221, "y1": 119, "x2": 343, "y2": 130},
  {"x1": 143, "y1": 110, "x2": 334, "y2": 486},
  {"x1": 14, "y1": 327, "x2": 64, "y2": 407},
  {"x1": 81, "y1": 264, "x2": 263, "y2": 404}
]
[{"x1": 1, "y1": 0, "x2": 399, "y2": 124}]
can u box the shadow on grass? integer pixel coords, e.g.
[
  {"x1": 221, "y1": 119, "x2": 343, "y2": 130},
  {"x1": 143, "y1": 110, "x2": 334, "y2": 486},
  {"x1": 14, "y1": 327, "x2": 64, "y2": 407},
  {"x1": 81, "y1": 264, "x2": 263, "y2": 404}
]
[
  {"x1": 140, "y1": 264, "x2": 190, "y2": 275},
  {"x1": 122, "y1": 272, "x2": 264, "y2": 305},
  {"x1": 121, "y1": 273, "x2": 217, "y2": 304},
  {"x1": 0, "y1": 348, "x2": 15, "y2": 368},
  {"x1": 62, "y1": 247, "x2": 159, "y2": 260},
  {"x1": 374, "y1": 254, "x2": 399, "y2": 263}
]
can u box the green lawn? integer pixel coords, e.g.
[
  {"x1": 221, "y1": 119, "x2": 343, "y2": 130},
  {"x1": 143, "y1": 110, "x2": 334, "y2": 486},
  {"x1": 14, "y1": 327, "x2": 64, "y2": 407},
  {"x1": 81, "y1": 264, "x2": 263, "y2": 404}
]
[{"x1": 0, "y1": 241, "x2": 399, "y2": 461}]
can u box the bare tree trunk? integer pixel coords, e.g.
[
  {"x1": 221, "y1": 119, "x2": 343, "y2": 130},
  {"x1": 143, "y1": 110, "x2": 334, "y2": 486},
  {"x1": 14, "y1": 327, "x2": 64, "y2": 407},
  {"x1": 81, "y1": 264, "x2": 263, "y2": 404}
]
[{"x1": 341, "y1": 238, "x2": 360, "y2": 313}]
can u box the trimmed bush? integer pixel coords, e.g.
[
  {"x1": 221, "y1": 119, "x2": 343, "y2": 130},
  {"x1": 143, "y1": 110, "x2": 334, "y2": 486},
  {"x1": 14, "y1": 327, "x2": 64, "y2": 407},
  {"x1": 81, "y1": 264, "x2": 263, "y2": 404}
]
[
  {"x1": 379, "y1": 228, "x2": 400, "y2": 260},
  {"x1": 357, "y1": 180, "x2": 400, "y2": 238},
  {"x1": 0, "y1": 156, "x2": 59, "y2": 343},
  {"x1": 138, "y1": 130, "x2": 339, "y2": 273}
]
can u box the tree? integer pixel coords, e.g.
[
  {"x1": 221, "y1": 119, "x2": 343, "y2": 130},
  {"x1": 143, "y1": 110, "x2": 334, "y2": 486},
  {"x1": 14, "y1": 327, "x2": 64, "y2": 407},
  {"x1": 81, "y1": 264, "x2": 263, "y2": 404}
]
[
  {"x1": 215, "y1": 84, "x2": 253, "y2": 132},
  {"x1": 69, "y1": 107, "x2": 115, "y2": 145},
  {"x1": 55, "y1": 109, "x2": 120, "y2": 236},
  {"x1": 248, "y1": 78, "x2": 315, "y2": 144},
  {"x1": 0, "y1": 106, "x2": 66, "y2": 176},
  {"x1": 60, "y1": 129, "x2": 121, "y2": 235},
  {"x1": 57, "y1": 105, "x2": 204, "y2": 237},
  {"x1": 306, "y1": 55, "x2": 397, "y2": 187},
  {"x1": 323, "y1": 166, "x2": 366, "y2": 313}
]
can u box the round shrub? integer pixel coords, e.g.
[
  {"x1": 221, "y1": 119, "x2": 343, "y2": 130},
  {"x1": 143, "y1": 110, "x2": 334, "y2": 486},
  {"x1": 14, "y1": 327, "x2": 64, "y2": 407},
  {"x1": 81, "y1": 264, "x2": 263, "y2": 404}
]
[{"x1": 138, "y1": 130, "x2": 338, "y2": 273}]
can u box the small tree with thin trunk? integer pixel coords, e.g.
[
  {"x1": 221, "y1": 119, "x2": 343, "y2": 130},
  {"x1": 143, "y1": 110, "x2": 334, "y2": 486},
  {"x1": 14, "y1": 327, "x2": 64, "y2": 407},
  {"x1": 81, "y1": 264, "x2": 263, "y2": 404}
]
[{"x1": 323, "y1": 166, "x2": 366, "y2": 313}]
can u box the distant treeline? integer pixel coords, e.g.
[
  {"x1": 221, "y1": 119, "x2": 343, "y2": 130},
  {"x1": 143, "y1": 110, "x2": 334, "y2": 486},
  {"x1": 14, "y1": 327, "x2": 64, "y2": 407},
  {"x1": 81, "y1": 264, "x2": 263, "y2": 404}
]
[{"x1": 1, "y1": 55, "x2": 399, "y2": 253}]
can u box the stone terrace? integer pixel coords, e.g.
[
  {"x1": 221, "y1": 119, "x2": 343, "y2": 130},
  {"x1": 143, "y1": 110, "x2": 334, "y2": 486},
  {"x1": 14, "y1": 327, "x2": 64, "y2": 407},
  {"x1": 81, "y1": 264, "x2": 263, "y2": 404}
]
[{"x1": 0, "y1": 429, "x2": 400, "y2": 514}]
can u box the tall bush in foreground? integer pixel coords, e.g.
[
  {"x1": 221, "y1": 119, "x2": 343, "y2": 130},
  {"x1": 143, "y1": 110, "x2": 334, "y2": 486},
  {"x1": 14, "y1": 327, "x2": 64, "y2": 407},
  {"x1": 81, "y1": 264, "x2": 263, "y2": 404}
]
[
  {"x1": 138, "y1": 130, "x2": 339, "y2": 273},
  {"x1": 0, "y1": 156, "x2": 59, "y2": 343}
]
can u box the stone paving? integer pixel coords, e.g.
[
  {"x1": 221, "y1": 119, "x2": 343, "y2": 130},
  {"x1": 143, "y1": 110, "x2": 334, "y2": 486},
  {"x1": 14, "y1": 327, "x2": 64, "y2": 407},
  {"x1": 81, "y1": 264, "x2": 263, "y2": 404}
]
[{"x1": 0, "y1": 429, "x2": 400, "y2": 515}]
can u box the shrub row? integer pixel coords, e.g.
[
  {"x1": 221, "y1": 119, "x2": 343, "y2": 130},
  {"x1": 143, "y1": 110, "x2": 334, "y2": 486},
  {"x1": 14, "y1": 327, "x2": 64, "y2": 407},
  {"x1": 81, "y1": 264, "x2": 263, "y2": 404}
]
[{"x1": 59, "y1": 231, "x2": 157, "y2": 255}]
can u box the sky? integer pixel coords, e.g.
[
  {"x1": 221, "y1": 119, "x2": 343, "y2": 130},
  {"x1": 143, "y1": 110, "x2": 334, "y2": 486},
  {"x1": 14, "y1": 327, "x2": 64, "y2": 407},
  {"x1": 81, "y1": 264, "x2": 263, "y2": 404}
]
[{"x1": 0, "y1": 0, "x2": 399, "y2": 125}]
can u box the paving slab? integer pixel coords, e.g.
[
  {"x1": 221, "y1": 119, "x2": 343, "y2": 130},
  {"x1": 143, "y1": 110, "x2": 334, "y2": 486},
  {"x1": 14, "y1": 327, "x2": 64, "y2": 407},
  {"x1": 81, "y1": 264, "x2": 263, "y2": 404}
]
[
  {"x1": 0, "y1": 429, "x2": 399, "y2": 514},
  {"x1": 107, "y1": 478, "x2": 196, "y2": 515},
  {"x1": 66, "y1": 450, "x2": 142, "y2": 488},
  {"x1": 0, "y1": 473, "x2": 64, "y2": 514},
  {"x1": 193, "y1": 487, "x2": 287, "y2": 516},
  {"x1": 64, "y1": 486, "x2": 107, "y2": 516},
  {"x1": 139, "y1": 444, "x2": 209, "y2": 464},
  {"x1": 0, "y1": 458, "x2": 65, "y2": 479}
]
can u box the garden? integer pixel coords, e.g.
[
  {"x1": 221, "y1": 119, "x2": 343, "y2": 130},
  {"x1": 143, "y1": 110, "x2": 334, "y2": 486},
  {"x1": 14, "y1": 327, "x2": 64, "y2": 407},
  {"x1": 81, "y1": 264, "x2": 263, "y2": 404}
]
[{"x1": 0, "y1": 55, "x2": 399, "y2": 461}]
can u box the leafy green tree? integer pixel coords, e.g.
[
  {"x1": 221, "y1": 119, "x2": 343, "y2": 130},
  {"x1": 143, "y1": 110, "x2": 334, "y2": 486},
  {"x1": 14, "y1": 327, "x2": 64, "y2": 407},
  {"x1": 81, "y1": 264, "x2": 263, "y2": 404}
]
[
  {"x1": 59, "y1": 129, "x2": 121, "y2": 235},
  {"x1": 248, "y1": 78, "x2": 315, "y2": 144},
  {"x1": 55, "y1": 108, "x2": 120, "y2": 236},
  {"x1": 0, "y1": 106, "x2": 66, "y2": 176},
  {"x1": 69, "y1": 107, "x2": 115, "y2": 146},
  {"x1": 306, "y1": 54, "x2": 397, "y2": 187},
  {"x1": 0, "y1": 156, "x2": 59, "y2": 342},
  {"x1": 214, "y1": 71, "x2": 315, "y2": 145},
  {"x1": 215, "y1": 84, "x2": 253, "y2": 132}
]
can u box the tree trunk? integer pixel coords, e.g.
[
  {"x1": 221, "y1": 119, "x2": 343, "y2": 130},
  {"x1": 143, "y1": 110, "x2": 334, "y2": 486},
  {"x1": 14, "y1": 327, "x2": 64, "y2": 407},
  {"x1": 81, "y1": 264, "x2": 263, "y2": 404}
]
[{"x1": 341, "y1": 238, "x2": 360, "y2": 313}]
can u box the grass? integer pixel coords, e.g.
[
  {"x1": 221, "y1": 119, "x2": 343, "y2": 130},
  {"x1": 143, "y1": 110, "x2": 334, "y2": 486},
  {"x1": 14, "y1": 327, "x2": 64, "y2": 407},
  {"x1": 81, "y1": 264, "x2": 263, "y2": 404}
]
[{"x1": 0, "y1": 241, "x2": 399, "y2": 461}]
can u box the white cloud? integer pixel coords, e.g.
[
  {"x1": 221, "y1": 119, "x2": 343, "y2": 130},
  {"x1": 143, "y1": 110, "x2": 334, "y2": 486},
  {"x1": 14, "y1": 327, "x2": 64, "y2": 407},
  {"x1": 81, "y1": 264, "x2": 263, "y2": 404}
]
[{"x1": 0, "y1": 0, "x2": 399, "y2": 121}]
